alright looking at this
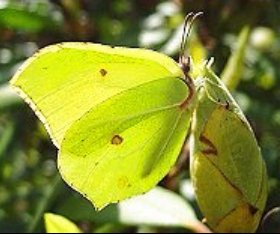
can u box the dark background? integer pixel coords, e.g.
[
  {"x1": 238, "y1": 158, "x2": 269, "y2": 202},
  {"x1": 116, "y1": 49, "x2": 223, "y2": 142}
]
[{"x1": 0, "y1": 0, "x2": 280, "y2": 233}]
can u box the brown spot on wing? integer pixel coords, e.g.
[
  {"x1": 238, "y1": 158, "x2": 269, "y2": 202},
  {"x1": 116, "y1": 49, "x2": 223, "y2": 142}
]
[
  {"x1": 111, "y1": 135, "x2": 123, "y2": 145},
  {"x1": 100, "y1": 68, "x2": 108, "y2": 77},
  {"x1": 199, "y1": 134, "x2": 218, "y2": 156},
  {"x1": 118, "y1": 176, "x2": 129, "y2": 189},
  {"x1": 249, "y1": 205, "x2": 259, "y2": 215},
  {"x1": 202, "y1": 148, "x2": 218, "y2": 155},
  {"x1": 225, "y1": 101, "x2": 230, "y2": 110}
]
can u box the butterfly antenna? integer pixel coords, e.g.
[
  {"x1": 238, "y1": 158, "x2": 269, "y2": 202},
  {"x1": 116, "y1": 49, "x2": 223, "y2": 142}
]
[
  {"x1": 179, "y1": 12, "x2": 203, "y2": 66},
  {"x1": 179, "y1": 12, "x2": 203, "y2": 110}
]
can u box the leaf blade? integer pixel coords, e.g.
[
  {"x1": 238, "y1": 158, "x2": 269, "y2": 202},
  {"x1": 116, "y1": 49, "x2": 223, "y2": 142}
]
[
  {"x1": 44, "y1": 213, "x2": 82, "y2": 233},
  {"x1": 119, "y1": 187, "x2": 198, "y2": 228}
]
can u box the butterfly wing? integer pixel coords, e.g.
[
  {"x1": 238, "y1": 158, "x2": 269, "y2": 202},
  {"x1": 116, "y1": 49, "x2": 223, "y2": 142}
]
[
  {"x1": 59, "y1": 77, "x2": 192, "y2": 209},
  {"x1": 190, "y1": 66, "x2": 267, "y2": 232},
  {"x1": 10, "y1": 43, "x2": 183, "y2": 147}
]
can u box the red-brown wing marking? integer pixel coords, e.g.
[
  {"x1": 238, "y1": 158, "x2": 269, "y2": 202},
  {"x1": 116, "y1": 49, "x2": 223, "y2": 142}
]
[
  {"x1": 111, "y1": 135, "x2": 123, "y2": 145},
  {"x1": 100, "y1": 68, "x2": 108, "y2": 77},
  {"x1": 199, "y1": 134, "x2": 218, "y2": 156}
]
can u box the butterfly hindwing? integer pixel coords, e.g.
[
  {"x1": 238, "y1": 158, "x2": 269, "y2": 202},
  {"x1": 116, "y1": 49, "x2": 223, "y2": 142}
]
[
  {"x1": 59, "y1": 77, "x2": 192, "y2": 209},
  {"x1": 190, "y1": 66, "x2": 267, "y2": 232}
]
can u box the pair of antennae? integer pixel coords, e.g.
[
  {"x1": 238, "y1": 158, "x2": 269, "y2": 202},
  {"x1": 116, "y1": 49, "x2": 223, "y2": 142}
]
[
  {"x1": 179, "y1": 12, "x2": 203, "y2": 63},
  {"x1": 178, "y1": 12, "x2": 203, "y2": 109}
]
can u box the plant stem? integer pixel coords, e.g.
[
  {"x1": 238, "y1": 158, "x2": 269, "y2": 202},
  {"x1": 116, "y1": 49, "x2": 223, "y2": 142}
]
[
  {"x1": 27, "y1": 174, "x2": 63, "y2": 233},
  {"x1": 221, "y1": 26, "x2": 251, "y2": 91}
]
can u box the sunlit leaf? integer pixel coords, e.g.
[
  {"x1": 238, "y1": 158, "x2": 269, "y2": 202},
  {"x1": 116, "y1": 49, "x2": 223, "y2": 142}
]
[
  {"x1": 118, "y1": 186, "x2": 206, "y2": 232},
  {"x1": 0, "y1": 7, "x2": 56, "y2": 32},
  {"x1": 221, "y1": 26, "x2": 251, "y2": 91},
  {"x1": 44, "y1": 213, "x2": 82, "y2": 233}
]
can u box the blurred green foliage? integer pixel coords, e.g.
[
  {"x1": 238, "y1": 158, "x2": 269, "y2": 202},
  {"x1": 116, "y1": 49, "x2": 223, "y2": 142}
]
[{"x1": 0, "y1": 0, "x2": 280, "y2": 233}]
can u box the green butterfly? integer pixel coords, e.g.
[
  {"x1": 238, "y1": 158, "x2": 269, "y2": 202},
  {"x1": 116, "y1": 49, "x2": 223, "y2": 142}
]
[
  {"x1": 190, "y1": 60, "x2": 267, "y2": 232},
  {"x1": 11, "y1": 13, "x2": 200, "y2": 209},
  {"x1": 10, "y1": 13, "x2": 267, "y2": 233}
]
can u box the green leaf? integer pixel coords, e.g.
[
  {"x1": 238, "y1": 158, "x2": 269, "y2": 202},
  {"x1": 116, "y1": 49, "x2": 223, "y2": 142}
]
[
  {"x1": 221, "y1": 26, "x2": 251, "y2": 91},
  {"x1": 0, "y1": 8, "x2": 55, "y2": 32},
  {"x1": 44, "y1": 213, "x2": 82, "y2": 233}
]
